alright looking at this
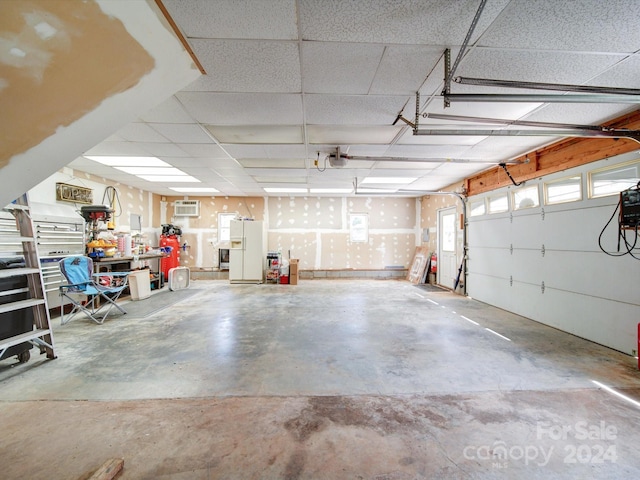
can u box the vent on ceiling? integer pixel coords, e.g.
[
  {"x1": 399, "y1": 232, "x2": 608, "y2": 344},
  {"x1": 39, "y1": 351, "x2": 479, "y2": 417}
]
[{"x1": 174, "y1": 200, "x2": 200, "y2": 217}]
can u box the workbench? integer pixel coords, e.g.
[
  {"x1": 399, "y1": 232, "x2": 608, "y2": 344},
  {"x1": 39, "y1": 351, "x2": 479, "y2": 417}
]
[{"x1": 93, "y1": 253, "x2": 165, "y2": 289}]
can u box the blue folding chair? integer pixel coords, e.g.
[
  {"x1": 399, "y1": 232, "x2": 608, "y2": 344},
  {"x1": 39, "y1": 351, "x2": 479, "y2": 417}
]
[{"x1": 59, "y1": 256, "x2": 130, "y2": 325}]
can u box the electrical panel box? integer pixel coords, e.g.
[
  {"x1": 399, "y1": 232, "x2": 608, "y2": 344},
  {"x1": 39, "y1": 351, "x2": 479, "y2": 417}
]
[
  {"x1": 174, "y1": 200, "x2": 200, "y2": 217},
  {"x1": 620, "y1": 189, "x2": 640, "y2": 227}
]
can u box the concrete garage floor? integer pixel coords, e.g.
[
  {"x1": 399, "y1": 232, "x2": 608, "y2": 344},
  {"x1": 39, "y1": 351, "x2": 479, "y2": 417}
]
[{"x1": 1, "y1": 279, "x2": 639, "y2": 479}]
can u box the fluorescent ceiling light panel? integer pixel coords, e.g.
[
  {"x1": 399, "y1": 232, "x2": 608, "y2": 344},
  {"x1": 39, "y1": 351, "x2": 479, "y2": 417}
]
[
  {"x1": 360, "y1": 177, "x2": 417, "y2": 184},
  {"x1": 85, "y1": 156, "x2": 170, "y2": 167},
  {"x1": 169, "y1": 187, "x2": 219, "y2": 193},
  {"x1": 309, "y1": 188, "x2": 354, "y2": 193},
  {"x1": 137, "y1": 175, "x2": 200, "y2": 182},
  {"x1": 115, "y1": 167, "x2": 188, "y2": 175},
  {"x1": 263, "y1": 187, "x2": 308, "y2": 193}
]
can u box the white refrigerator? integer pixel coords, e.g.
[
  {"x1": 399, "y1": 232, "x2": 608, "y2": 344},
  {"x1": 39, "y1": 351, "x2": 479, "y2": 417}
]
[{"x1": 229, "y1": 220, "x2": 264, "y2": 283}]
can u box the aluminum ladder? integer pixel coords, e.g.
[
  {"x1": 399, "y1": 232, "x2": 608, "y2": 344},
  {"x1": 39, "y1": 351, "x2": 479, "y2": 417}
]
[{"x1": 0, "y1": 194, "x2": 56, "y2": 362}]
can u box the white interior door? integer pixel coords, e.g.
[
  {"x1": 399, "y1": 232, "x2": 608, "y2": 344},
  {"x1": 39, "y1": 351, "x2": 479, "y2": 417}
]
[{"x1": 438, "y1": 207, "x2": 458, "y2": 289}]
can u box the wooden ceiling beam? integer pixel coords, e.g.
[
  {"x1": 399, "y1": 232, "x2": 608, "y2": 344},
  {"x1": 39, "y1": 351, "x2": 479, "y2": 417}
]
[{"x1": 464, "y1": 109, "x2": 640, "y2": 196}]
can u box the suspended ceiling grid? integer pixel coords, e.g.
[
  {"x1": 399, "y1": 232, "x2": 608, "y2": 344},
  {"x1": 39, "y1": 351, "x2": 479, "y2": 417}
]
[{"x1": 67, "y1": 0, "x2": 640, "y2": 197}]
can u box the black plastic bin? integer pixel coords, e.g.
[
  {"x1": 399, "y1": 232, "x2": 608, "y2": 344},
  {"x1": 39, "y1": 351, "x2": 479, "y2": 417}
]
[{"x1": 0, "y1": 272, "x2": 34, "y2": 363}]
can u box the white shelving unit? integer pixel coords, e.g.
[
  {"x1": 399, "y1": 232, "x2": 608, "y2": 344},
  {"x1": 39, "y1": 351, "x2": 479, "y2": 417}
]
[{"x1": 266, "y1": 251, "x2": 281, "y2": 284}]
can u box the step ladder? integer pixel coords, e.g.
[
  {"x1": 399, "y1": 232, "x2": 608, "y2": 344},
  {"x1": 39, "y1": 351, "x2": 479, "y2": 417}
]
[{"x1": 0, "y1": 194, "x2": 56, "y2": 362}]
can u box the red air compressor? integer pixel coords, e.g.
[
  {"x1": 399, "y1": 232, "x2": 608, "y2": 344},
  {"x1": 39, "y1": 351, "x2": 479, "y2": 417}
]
[{"x1": 160, "y1": 224, "x2": 181, "y2": 281}]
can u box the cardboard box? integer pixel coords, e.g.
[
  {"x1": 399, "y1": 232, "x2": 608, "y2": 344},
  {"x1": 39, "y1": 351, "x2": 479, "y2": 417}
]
[
  {"x1": 289, "y1": 273, "x2": 298, "y2": 285},
  {"x1": 289, "y1": 259, "x2": 299, "y2": 275}
]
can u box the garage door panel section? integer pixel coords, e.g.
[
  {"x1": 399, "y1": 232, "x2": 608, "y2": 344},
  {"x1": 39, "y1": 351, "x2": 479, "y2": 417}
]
[
  {"x1": 512, "y1": 211, "x2": 543, "y2": 250},
  {"x1": 468, "y1": 273, "x2": 513, "y2": 312},
  {"x1": 544, "y1": 250, "x2": 638, "y2": 305},
  {"x1": 511, "y1": 248, "x2": 544, "y2": 286},
  {"x1": 469, "y1": 216, "x2": 511, "y2": 249},
  {"x1": 468, "y1": 245, "x2": 511, "y2": 280},
  {"x1": 465, "y1": 154, "x2": 640, "y2": 355},
  {"x1": 542, "y1": 205, "x2": 616, "y2": 252},
  {"x1": 537, "y1": 288, "x2": 638, "y2": 354}
]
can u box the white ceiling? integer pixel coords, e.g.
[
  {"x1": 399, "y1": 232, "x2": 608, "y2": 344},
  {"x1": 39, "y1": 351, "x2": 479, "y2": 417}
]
[{"x1": 68, "y1": 0, "x2": 640, "y2": 197}]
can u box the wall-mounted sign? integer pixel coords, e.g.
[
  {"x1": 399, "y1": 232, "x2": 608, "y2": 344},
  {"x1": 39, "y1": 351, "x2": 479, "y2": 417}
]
[{"x1": 56, "y1": 182, "x2": 93, "y2": 204}]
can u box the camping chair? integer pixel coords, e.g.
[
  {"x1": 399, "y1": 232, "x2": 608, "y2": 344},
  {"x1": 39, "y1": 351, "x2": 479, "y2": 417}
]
[{"x1": 59, "y1": 256, "x2": 130, "y2": 325}]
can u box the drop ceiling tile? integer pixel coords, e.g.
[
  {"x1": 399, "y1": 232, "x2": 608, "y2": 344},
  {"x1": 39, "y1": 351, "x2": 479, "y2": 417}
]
[
  {"x1": 522, "y1": 103, "x2": 635, "y2": 127},
  {"x1": 385, "y1": 144, "x2": 474, "y2": 158},
  {"x1": 335, "y1": 145, "x2": 391, "y2": 157},
  {"x1": 188, "y1": 40, "x2": 300, "y2": 93},
  {"x1": 245, "y1": 168, "x2": 306, "y2": 176},
  {"x1": 418, "y1": 51, "x2": 460, "y2": 97},
  {"x1": 302, "y1": 42, "x2": 384, "y2": 94},
  {"x1": 395, "y1": 129, "x2": 480, "y2": 146},
  {"x1": 588, "y1": 54, "x2": 640, "y2": 89},
  {"x1": 407, "y1": 177, "x2": 463, "y2": 190},
  {"x1": 373, "y1": 161, "x2": 440, "y2": 170},
  {"x1": 83, "y1": 142, "x2": 150, "y2": 156},
  {"x1": 423, "y1": 98, "x2": 543, "y2": 124},
  {"x1": 223, "y1": 145, "x2": 268, "y2": 158},
  {"x1": 370, "y1": 46, "x2": 444, "y2": 95},
  {"x1": 139, "y1": 96, "x2": 195, "y2": 123},
  {"x1": 253, "y1": 176, "x2": 307, "y2": 183},
  {"x1": 175, "y1": 143, "x2": 231, "y2": 158},
  {"x1": 479, "y1": 1, "x2": 640, "y2": 52},
  {"x1": 212, "y1": 166, "x2": 253, "y2": 176},
  {"x1": 162, "y1": 0, "x2": 298, "y2": 39},
  {"x1": 308, "y1": 126, "x2": 403, "y2": 144},
  {"x1": 325, "y1": 160, "x2": 375, "y2": 170},
  {"x1": 458, "y1": 48, "x2": 624, "y2": 85},
  {"x1": 422, "y1": 163, "x2": 495, "y2": 177},
  {"x1": 138, "y1": 143, "x2": 191, "y2": 157},
  {"x1": 176, "y1": 92, "x2": 303, "y2": 125},
  {"x1": 264, "y1": 145, "x2": 309, "y2": 158},
  {"x1": 362, "y1": 168, "x2": 433, "y2": 178},
  {"x1": 115, "y1": 123, "x2": 169, "y2": 143},
  {"x1": 305, "y1": 94, "x2": 410, "y2": 125},
  {"x1": 298, "y1": 0, "x2": 508, "y2": 45},
  {"x1": 466, "y1": 136, "x2": 561, "y2": 162},
  {"x1": 154, "y1": 157, "x2": 210, "y2": 168},
  {"x1": 207, "y1": 125, "x2": 303, "y2": 144},
  {"x1": 179, "y1": 167, "x2": 224, "y2": 180},
  {"x1": 150, "y1": 124, "x2": 213, "y2": 143},
  {"x1": 238, "y1": 158, "x2": 306, "y2": 168},
  {"x1": 207, "y1": 158, "x2": 244, "y2": 169},
  {"x1": 94, "y1": 172, "x2": 139, "y2": 183},
  {"x1": 68, "y1": 162, "x2": 115, "y2": 176}
]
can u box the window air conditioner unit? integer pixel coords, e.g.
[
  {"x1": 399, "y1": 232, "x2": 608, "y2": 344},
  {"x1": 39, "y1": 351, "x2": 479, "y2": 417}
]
[{"x1": 174, "y1": 200, "x2": 200, "y2": 217}]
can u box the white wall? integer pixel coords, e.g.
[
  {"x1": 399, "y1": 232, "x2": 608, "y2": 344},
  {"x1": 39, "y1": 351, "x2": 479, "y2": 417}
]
[
  {"x1": 467, "y1": 152, "x2": 640, "y2": 355},
  {"x1": 28, "y1": 168, "x2": 157, "y2": 244}
]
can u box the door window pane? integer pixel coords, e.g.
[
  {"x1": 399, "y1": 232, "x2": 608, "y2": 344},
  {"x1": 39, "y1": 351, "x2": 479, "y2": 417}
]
[
  {"x1": 544, "y1": 176, "x2": 582, "y2": 205},
  {"x1": 442, "y1": 213, "x2": 456, "y2": 252},
  {"x1": 513, "y1": 185, "x2": 539, "y2": 210},
  {"x1": 488, "y1": 194, "x2": 509, "y2": 214},
  {"x1": 589, "y1": 160, "x2": 640, "y2": 198},
  {"x1": 469, "y1": 199, "x2": 486, "y2": 216}
]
